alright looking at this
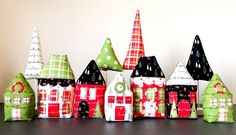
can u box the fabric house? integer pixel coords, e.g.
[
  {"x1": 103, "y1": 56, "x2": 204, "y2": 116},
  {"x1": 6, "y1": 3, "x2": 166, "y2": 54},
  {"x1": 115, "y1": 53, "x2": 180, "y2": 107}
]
[
  {"x1": 123, "y1": 10, "x2": 145, "y2": 70},
  {"x1": 4, "y1": 73, "x2": 35, "y2": 121},
  {"x1": 131, "y1": 56, "x2": 165, "y2": 118},
  {"x1": 38, "y1": 54, "x2": 75, "y2": 118},
  {"x1": 202, "y1": 74, "x2": 234, "y2": 123},
  {"x1": 74, "y1": 60, "x2": 106, "y2": 118},
  {"x1": 166, "y1": 62, "x2": 198, "y2": 119},
  {"x1": 105, "y1": 74, "x2": 133, "y2": 121}
]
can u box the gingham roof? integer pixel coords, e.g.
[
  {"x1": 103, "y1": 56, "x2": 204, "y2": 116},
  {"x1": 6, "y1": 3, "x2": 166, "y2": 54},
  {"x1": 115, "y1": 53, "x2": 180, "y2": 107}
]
[{"x1": 39, "y1": 54, "x2": 75, "y2": 79}]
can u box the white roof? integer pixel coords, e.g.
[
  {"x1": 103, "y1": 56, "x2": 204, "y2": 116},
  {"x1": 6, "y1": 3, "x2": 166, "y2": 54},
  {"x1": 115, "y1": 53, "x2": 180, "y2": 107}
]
[{"x1": 166, "y1": 62, "x2": 196, "y2": 85}]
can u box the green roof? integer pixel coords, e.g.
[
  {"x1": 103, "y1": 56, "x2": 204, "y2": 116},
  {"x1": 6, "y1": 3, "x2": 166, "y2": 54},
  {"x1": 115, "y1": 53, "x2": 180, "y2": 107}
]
[
  {"x1": 203, "y1": 74, "x2": 232, "y2": 95},
  {"x1": 4, "y1": 73, "x2": 34, "y2": 95},
  {"x1": 39, "y1": 54, "x2": 75, "y2": 79}
]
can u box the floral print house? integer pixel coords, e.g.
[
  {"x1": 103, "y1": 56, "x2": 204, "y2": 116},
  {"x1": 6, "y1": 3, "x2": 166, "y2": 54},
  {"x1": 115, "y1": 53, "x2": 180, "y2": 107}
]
[
  {"x1": 131, "y1": 56, "x2": 165, "y2": 118},
  {"x1": 38, "y1": 54, "x2": 75, "y2": 118}
]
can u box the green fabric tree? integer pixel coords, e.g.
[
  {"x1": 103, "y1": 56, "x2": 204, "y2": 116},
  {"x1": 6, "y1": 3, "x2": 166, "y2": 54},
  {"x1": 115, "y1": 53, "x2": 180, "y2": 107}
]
[
  {"x1": 94, "y1": 102, "x2": 103, "y2": 118},
  {"x1": 170, "y1": 101, "x2": 178, "y2": 118},
  {"x1": 4, "y1": 73, "x2": 35, "y2": 121},
  {"x1": 96, "y1": 38, "x2": 123, "y2": 71},
  {"x1": 190, "y1": 101, "x2": 197, "y2": 119}
]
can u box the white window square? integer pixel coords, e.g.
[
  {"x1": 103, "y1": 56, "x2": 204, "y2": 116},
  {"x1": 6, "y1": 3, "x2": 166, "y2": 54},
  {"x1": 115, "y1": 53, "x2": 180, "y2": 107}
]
[
  {"x1": 12, "y1": 108, "x2": 21, "y2": 120},
  {"x1": 209, "y1": 98, "x2": 217, "y2": 107},
  {"x1": 89, "y1": 88, "x2": 96, "y2": 100},
  {"x1": 5, "y1": 97, "x2": 11, "y2": 104},
  {"x1": 219, "y1": 99, "x2": 226, "y2": 107},
  {"x1": 80, "y1": 87, "x2": 87, "y2": 99},
  {"x1": 227, "y1": 99, "x2": 233, "y2": 106},
  {"x1": 13, "y1": 97, "x2": 21, "y2": 104},
  {"x1": 22, "y1": 97, "x2": 30, "y2": 104}
]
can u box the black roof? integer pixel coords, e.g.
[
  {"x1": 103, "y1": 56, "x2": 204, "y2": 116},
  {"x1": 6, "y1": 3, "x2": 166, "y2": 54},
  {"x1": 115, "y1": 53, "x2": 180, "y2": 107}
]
[
  {"x1": 77, "y1": 60, "x2": 106, "y2": 85},
  {"x1": 131, "y1": 56, "x2": 165, "y2": 78}
]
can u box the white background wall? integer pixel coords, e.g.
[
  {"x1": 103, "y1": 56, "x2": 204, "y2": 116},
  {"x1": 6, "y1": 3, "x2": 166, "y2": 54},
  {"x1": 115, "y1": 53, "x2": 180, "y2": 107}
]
[{"x1": 0, "y1": 0, "x2": 236, "y2": 103}]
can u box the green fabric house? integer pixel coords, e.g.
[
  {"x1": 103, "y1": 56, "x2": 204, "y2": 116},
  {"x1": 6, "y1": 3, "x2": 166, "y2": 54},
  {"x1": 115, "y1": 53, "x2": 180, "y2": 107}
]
[
  {"x1": 202, "y1": 74, "x2": 234, "y2": 123},
  {"x1": 4, "y1": 73, "x2": 35, "y2": 121}
]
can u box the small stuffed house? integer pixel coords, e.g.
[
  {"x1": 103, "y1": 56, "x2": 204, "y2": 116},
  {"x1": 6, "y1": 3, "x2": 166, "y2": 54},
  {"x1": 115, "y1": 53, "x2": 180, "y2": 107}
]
[
  {"x1": 202, "y1": 74, "x2": 234, "y2": 123},
  {"x1": 105, "y1": 74, "x2": 133, "y2": 121},
  {"x1": 4, "y1": 73, "x2": 35, "y2": 121},
  {"x1": 166, "y1": 62, "x2": 198, "y2": 119},
  {"x1": 131, "y1": 56, "x2": 166, "y2": 118},
  {"x1": 123, "y1": 10, "x2": 145, "y2": 70},
  {"x1": 74, "y1": 60, "x2": 106, "y2": 118},
  {"x1": 38, "y1": 54, "x2": 75, "y2": 118},
  {"x1": 96, "y1": 38, "x2": 123, "y2": 71}
]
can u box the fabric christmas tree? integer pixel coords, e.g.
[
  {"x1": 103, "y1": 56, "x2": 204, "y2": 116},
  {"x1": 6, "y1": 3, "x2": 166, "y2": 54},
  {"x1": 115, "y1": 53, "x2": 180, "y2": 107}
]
[
  {"x1": 24, "y1": 26, "x2": 44, "y2": 79},
  {"x1": 4, "y1": 73, "x2": 35, "y2": 121},
  {"x1": 94, "y1": 102, "x2": 103, "y2": 118},
  {"x1": 123, "y1": 10, "x2": 145, "y2": 70},
  {"x1": 131, "y1": 56, "x2": 166, "y2": 118},
  {"x1": 186, "y1": 35, "x2": 213, "y2": 81},
  {"x1": 74, "y1": 60, "x2": 106, "y2": 119},
  {"x1": 166, "y1": 62, "x2": 197, "y2": 119},
  {"x1": 202, "y1": 74, "x2": 234, "y2": 123},
  {"x1": 96, "y1": 38, "x2": 123, "y2": 71},
  {"x1": 170, "y1": 101, "x2": 178, "y2": 118},
  {"x1": 190, "y1": 101, "x2": 197, "y2": 119}
]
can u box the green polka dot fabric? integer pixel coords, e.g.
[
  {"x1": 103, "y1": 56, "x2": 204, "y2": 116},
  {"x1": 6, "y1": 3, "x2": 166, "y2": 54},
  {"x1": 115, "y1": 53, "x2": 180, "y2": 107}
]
[
  {"x1": 96, "y1": 38, "x2": 123, "y2": 71},
  {"x1": 4, "y1": 73, "x2": 35, "y2": 121}
]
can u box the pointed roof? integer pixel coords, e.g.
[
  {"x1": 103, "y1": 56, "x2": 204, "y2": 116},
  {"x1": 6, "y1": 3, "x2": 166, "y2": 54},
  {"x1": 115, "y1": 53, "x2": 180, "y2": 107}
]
[
  {"x1": 96, "y1": 38, "x2": 123, "y2": 71},
  {"x1": 123, "y1": 9, "x2": 145, "y2": 70},
  {"x1": 39, "y1": 54, "x2": 75, "y2": 79},
  {"x1": 186, "y1": 35, "x2": 213, "y2": 81},
  {"x1": 107, "y1": 73, "x2": 130, "y2": 94},
  {"x1": 167, "y1": 62, "x2": 196, "y2": 85},
  {"x1": 24, "y1": 26, "x2": 44, "y2": 79},
  {"x1": 77, "y1": 60, "x2": 106, "y2": 85},
  {"x1": 131, "y1": 56, "x2": 165, "y2": 78},
  {"x1": 203, "y1": 74, "x2": 232, "y2": 95},
  {"x1": 4, "y1": 73, "x2": 35, "y2": 95}
]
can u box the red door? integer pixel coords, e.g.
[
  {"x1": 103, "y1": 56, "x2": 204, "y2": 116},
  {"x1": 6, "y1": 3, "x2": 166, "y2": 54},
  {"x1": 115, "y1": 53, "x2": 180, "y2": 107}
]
[
  {"x1": 178, "y1": 100, "x2": 190, "y2": 118},
  {"x1": 48, "y1": 103, "x2": 60, "y2": 117},
  {"x1": 115, "y1": 106, "x2": 125, "y2": 120}
]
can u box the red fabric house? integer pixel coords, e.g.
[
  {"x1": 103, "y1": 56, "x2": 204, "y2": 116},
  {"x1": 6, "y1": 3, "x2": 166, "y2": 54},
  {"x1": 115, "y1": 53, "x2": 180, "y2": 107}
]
[{"x1": 74, "y1": 60, "x2": 106, "y2": 118}]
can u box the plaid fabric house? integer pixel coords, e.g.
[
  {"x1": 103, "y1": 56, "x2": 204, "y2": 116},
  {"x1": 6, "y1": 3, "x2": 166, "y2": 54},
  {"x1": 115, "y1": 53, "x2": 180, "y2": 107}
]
[
  {"x1": 105, "y1": 74, "x2": 133, "y2": 121},
  {"x1": 166, "y1": 62, "x2": 198, "y2": 119},
  {"x1": 123, "y1": 10, "x2": 145, "y2": 70},
  {"x1": 4, "y1": 73, "x2": 35, "y2": 121},
  {"x1": 74, "y1": 60, "x2": 106, "y2": 119},
  {"x1": 38, "y1": 54, "x2": 75, "y2": 118},
  {"x1": 131, "y1": 56, "x2": 166, "y2": 118},
  {"x1": 202, "y1": 74, "x2": 234, "y2": 123}
]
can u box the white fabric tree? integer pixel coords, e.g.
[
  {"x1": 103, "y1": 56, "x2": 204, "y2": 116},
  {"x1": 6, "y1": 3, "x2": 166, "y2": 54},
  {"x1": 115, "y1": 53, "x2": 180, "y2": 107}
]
[{"x1": 24, "y1": 26, "x2": 44, "y2": 79}]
